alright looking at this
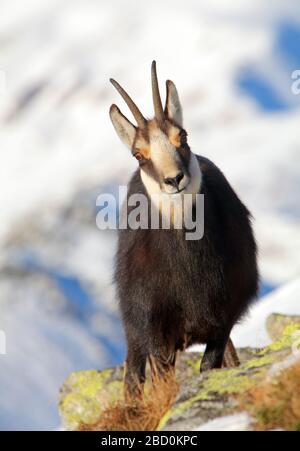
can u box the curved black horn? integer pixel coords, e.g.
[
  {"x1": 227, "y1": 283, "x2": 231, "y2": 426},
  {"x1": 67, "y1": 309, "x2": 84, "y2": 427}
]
[
  {"x1": 110, "y1": 78, "x2": 146, "y2": 129},
  {"x1": 151, "y1": 61, "x2": 164, "y2": 123}
]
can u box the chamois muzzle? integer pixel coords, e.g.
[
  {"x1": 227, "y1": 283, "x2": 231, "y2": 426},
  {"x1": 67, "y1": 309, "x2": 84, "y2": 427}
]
[{"x1": 164, "y1": 172, "x2": 184, "y2": 191}]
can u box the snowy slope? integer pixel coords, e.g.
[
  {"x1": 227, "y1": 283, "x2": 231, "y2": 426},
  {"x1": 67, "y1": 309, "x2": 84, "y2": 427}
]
[
  {"x1": 231, "y1": 277, "x2": 300, "y2": 348},
  {"x1": 0, "y1": 0, "x2": 300, "y2": 430}
]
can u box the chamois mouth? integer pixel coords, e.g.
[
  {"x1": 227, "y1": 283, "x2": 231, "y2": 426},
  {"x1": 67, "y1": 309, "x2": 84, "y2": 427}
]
[
  {"x1": 169, "y1": 182, "x2": 190, "y2": 196},
  {"x1": 175, "y1": 187, "x2": 186, "y2": 194}
]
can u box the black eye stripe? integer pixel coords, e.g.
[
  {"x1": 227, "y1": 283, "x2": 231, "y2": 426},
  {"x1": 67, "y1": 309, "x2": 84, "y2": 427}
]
[{"x1": 179, "y1": 129, "x2": 188, "y2": 145}]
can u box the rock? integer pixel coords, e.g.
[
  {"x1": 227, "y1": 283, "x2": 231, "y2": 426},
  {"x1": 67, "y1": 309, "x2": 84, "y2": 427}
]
[
  {"x1": 59, "y1": 367, "x2": 124, "y2": 431},
  {"x1": 194, "y1": 412, "x2": 251, "y2": 431},
  {"x1": 266, "y1": 313, "x2": 300, "y2": 342},
  {"x1": 59, "y1": 315, "x2": 300, "y2": 431}
]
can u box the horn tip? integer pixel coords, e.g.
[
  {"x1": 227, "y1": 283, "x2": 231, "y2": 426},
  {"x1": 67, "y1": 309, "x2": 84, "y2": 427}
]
[
  {"x1": 109, "y1": 103, "x2": 118, "y2": 113},
  {"x1": 166, "y1": 79, "x2": 175, "y2": 88}
]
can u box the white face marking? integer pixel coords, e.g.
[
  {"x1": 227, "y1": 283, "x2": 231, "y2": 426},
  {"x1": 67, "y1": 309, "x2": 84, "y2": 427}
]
[
  {"x1": 138, "y1": 121, "x2": 202, "y2": 225},
  {"x1": 149, "y1": 127, "x2": 180, "y2": 179},
  {"x1": 141, "y1": 138, "x2": 201, "y2": 197},
  {"x1": 140, "y1": 169, "x2": 161, "y2": 196},
  {"x1": 186, "y1": 152, "x2": 202, "y2": 196},
  {"x1": 140, "y1": 149, "x2": 202, "y2": 225}
]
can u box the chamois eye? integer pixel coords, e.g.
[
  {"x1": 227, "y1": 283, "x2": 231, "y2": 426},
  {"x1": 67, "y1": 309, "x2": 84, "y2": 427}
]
[{"x1": 134, "y1": 152, "x2": 143, "y2": 161}]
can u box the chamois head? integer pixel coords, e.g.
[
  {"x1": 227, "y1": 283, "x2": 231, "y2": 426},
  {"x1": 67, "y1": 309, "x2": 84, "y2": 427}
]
[{"x1": 110, "y1": 61, "x2": 201, "y2": 196}]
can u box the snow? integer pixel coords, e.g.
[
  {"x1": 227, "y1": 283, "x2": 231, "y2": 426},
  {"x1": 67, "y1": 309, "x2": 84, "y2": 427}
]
[
  {"x1": 194, "y1": 412, "x2": 251, "y2": 432},
  {"x1": 232, "y1": 277, "x2": 300, "y2": 348},
  {"x1": 0, "y1": 0, "x2": 299, "y2": 430},
  {"x1": 189, "y1": 276, "x2": 300, "y2": 352}
]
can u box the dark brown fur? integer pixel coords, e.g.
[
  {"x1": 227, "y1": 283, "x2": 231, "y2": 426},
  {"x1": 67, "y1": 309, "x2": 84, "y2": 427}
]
[{"x1": 115, "y1": 155, "x2": 258, "y2": 397}]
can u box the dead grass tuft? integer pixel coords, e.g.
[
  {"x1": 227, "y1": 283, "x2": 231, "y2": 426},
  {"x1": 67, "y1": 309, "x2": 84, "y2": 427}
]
[
  {"x1": 79, "y1": 371, "x2": 179, "y2": 431},
  {"x1": 239, "y1": 359, "x2": 300, "y2": 431}
]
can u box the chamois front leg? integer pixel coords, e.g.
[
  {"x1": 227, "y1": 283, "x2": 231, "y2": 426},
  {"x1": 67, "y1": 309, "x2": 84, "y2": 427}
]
[
  {"x1": 149, "y1": 350, "x2": 177, "y2": 382},
  {"x1": 200, "y1": 335, "x2": 229, "y2": 373},
  {"x1": 124, "y1": 347, "x2": 147, "y2": 402}
]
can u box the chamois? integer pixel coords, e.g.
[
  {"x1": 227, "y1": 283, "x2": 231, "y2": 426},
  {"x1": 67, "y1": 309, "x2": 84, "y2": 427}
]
[{"x1": 109, "y1": 62, "x2": 258, "y2": 397}]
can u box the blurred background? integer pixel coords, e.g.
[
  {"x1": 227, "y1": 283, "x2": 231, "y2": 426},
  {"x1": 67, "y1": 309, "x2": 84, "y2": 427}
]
[{"x1": 0, "y1": 0, "x2": 300, "y2": 430}]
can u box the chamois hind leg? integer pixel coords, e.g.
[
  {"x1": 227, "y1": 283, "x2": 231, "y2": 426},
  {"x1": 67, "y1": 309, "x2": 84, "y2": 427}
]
[
  {"x1": 200, "y1": 335, "x2": 229, "y2": 373},
  {"x1": 222, "y1": 337, "x2": 240, "y2": 368},
  {"x1": 124, "y1": 347, "x2": 147, "y2": 402}
]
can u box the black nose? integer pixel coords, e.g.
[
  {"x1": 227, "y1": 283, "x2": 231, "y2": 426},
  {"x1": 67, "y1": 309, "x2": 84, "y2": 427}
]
[{"x1": 164, "y1": 172, "x2": 184, "y2": 190}]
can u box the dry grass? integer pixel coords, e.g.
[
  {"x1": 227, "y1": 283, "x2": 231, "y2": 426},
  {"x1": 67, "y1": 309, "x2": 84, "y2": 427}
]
[
  {"x1": 79, "y1": 371, "x2": 179, "y2": 431},
  {"x1": 239, "y1": 359, "x2": 300, "y2": 431}
]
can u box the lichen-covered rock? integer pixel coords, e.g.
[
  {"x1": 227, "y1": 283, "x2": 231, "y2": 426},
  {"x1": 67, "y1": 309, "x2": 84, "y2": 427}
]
[
  {"x1": 58, "y1": 315, "x2": 300, "y2": 431},
  {"x1": 59, "y1": 367, "x2": 124, "y2": 430},
  {"x1": 266, "y1": 313, "x2": 300, "y2": 342},
  {"x1": 161, "y1": 322, "x2": 300, "y2": 430}
]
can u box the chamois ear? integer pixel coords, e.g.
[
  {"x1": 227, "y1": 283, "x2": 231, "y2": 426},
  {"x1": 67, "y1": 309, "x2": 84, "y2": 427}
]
[
  {"x1": 109, "y1": 104, "x2": 136, "y2": 150},
  {"x1": 164, "y1": 80, "x2": 183, "y2": 127}
]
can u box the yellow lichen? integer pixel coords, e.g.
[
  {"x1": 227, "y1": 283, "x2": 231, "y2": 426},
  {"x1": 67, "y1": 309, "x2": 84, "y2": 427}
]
[
  {"x1": 185, "y1": 357, "x2": 201, "y2": 374},
  {"x1": 59, "y1": 320, "x2": 300, "y2": 431},
  {"x1": 259, "y1": 324, "x2": 300, "y2": 355},
  {"x1": 158, "y1": 366, "x2": 257, "y2": 430},
  {"x1": 159, "y1": 324, "x2": 300, "y2": 430},
  {"x1": 243, "y1": 354, "x2": 276, "y2": 370},
  {"x1": 59, "y1": 369, "x2": 122, "y2": 430}
]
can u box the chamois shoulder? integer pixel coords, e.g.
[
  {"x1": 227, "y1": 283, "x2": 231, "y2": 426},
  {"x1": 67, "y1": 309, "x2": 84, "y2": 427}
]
[{"x1": 196, "y1": 154, "x2": 251, "y2": 218}]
